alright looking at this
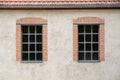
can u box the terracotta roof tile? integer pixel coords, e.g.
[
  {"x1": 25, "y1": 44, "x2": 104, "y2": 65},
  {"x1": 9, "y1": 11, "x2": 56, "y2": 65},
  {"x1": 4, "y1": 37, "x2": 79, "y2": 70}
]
[{"x1": 0, "y1": 0, "x2": 120, "y2": 8}]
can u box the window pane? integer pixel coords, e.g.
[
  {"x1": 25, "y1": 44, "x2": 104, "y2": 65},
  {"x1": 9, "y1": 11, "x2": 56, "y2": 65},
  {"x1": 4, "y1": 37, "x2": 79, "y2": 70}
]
[
  {"x1": 85, "y1": 25, "x2": 91, "y2": 33},
  {"x1": 30, "y1": 25, "x2": 35, "y2": 33},
  {"x1": 93, "y1": 52, "x2": 99, "y2": 60},
  {"x1": 78, "y1": 52, "x2": 84, "y2": 60},
  {"x1": 78, "y1": 25, "x2": 84, "y2": 33},
  {"x1": 30, "y1": 35, "x2": 35, "y2": 42},
  {"x1": 36, "y1": 53, "x2": 42, "y2": 61},
  {"x1": 36, "y1": 35, "x2": 42, "y2": 42},
  {"x1": 22, "y1": 25, "x2": 28, "y2": 33},
  {"x1": 86, "y1": 34, "x2": 91, "y2": 42},
  {"x1": 86, "y1": 52, "x2": 91, "y2": 60},
  {"x1": 37, "y1": 44, "x2": 42, "y2": 51},
  {"x1": 22, "y1": 53, "x2": 28, "y2": 60},
  {"x1": 78, "y1": 43, "x2": 84, "y2": 51},
  {"x1": 30, "y1": 53, "x2": 35, "y2": 60},
  {"x1": 93, "y1": 44, "x2": 98, "y2": 51},
  {"x1": 78, "y1": 35, "x2": 84, "y2": 42},
  {"x1": 86, "y1": 43, "x2": 91, "y2": 51},
  {"x1": 22, "y1": 44, "x2": 28, "y2": 51},
  {"x1": 30, "y1": 44, "x2": 35, "y2": 51},
  {"x1": 93, "y1": 34, "x2": 98, "y2": 42},
  {"x1": 22, "y1": 35, "x2": 28, "y2": 42},
  {"x1": 36, "y1": 25, "x2": 42, "y2": 33},
  {"x1": 92, "y1": 25, "x2": 99, "y2": 33}
]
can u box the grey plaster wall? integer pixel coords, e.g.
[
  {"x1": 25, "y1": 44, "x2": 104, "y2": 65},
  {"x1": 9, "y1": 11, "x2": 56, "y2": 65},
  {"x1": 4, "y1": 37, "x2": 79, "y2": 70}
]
[{"x1": 0, "y1": 9, "x2": 120, "y2": 80}]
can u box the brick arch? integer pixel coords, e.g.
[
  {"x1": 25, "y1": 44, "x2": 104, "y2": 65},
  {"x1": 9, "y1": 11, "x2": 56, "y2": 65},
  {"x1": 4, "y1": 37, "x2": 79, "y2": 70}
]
[
  {"x1": 73, "y1": 17, "x2": 104, "y2": 24},
  {"x1": 16, "y1": 17, "x2": 47, "y2": 25},
  {"x1": 73, "y1": 17, "x2": 105, "y2": 62}
]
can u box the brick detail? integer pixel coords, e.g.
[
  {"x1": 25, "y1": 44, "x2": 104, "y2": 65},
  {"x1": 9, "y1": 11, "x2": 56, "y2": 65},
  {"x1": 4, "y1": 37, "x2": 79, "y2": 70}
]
[
  {"x1": 16, "y1": 17, "x2": 48, "y2": 62},
  {"x1": 73, "y1": 17, "x2": 104, "y2": 24},
  {"x1": 16, "y1": 25, "x2": 21, "y2": 61},
  {"x1": 16, "y1": 17, "x2": 47, "y2": 25},
  {"x1": 99, "y1": 24, "x2": 105, "y2": 61},
  {"x1": 73, "y1": 17, "x2": 105, "y2": 62},
  {"x1": 42, "y1": 25, "x2": 48, "y2": 62},
  {"x1": 73, "y1": 25, "x2": 78, "y2": 62}
]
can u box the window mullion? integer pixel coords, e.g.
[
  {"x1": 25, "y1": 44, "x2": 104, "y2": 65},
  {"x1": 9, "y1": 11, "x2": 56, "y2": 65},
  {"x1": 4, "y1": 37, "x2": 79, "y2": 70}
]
[
  {"x1": 35, "y1": 25, "x2": 36, "y2": 61},
  {"x1": 28, "y1": 25, "x2": 30, "y2": 61},
  {"x1": 84, "y1": 25, "x2": 86, "y2": 60},
  {"x1": 91, "y1": 25, "x2": 93, "y2": 60},
  {"x1": 98, "y1": 26, "x2": 100, "y2": 60}
]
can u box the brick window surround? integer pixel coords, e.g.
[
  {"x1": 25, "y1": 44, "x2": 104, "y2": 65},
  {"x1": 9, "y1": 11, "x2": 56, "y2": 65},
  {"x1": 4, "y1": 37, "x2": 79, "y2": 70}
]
[
  {"x1": 73, "y1": 17, "x2": 105, "y2": 62},
  {"x1": 16, "y1": 17, "x2": 48, "y2": 62}
]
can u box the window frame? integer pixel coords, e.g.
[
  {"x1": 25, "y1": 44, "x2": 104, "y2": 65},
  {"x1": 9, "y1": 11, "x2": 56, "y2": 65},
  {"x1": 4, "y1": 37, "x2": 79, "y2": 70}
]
[
  {"x1": 73, "y1": 17, "x2": 105, "y2": 62},
  {"x1": 16, "y1": 17, "x2": 48, "y2": 63}
]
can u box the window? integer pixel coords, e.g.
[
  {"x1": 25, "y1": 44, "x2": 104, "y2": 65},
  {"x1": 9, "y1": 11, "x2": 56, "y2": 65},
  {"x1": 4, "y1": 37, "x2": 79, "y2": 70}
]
[
  {"x1": 78, "y1": 24, "x2": 99, "y2": 61},
  {"x1": 16, "y1": 17, "x2": 47, "y2": 62},
  {"x1": 73, "y1": 17, "x2": 104, "y2": 62},
  {"x1": 22, "y1": 25, "x2": 42, "y2": 62}
]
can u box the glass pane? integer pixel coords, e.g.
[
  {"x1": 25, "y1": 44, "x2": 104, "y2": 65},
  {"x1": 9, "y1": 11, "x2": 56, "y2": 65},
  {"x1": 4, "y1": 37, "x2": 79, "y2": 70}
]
[
  {"x1": 22, "y1": 44, "x2": 28, "y2": 51},
  {"x1": 86, "y1": 43, "x2": 91, "y2": 51},
  {"x1": 86, "y1": 52, "x2": 91, "y2": 60},
  {"x1": 93, "y1": 52, "x2": 99, "y2": 60},
  {"x1": 78, "y1": 52, "x2": 84, "y2": 60},
  {"x1": 30, "y1": 35, "x2": 35, "y2": 42},
  {"x1": 22, "y1": 35, "x2": 28, "y2": 42},
  {"x1": 30, "y1": 25, "x2": 35, "y2": 33},
  {"x1": 78, "y1": 35, "x2": 84, "y2": 42},
  {"x1": 78, "y1": 43, "x2": 84, "y2": 51},
  {"x1": 85, "y1": 25, "x2": 91, "y2": 33},
  {"x1": 36, "y1": 25, "x2": 42, "y2": 33},
  {"x1": 22, "y1": 25, "x2": 28, "y2": 33},
  {"x1": 30, "y1": 53, "x2": 35, "y2": 60},
  {"x1": 36, "y1": 53, "x2": 42, "y2": 61},
  {"x1": 78, "y1": 25, "x2": 84, "y2": 33},
  {"x1": 93, "y1": 44, "x2": 98, "y2": 51},
  {"x1": 86, "y1": 34, "x2": 91, "y2": 42},
  {"x1": 30, "y1": 44, "x2": 35, "y2": 51},
  {"x1": 22, "y1": 53, "x2": 28, "y2": 60},
  {"x1": 92, "y1": 25, "x2": 99, "y2": 33},
  {"x1": 36, "y1": 35, "x2": 42, "y2": 42},
  {"x1": 93, "y1": 34, "x2": 98, "y2": 42},
  {"x1": 37, "y1": 44, "x2": 42, "y2": 51}
]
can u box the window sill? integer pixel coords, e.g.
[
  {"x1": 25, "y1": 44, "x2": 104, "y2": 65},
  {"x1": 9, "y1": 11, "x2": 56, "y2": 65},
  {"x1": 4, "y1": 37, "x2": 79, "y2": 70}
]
[
  {"x1": 78, "y1": 60, "x2": 100, "y2": 63},
  {"x1": 21, "y1": 61, "x2": 43, "y2": 63}
]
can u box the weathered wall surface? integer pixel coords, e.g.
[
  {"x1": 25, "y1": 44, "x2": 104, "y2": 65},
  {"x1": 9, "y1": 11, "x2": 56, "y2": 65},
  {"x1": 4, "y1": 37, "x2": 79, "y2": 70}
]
[{"x1": 0, "y1": 9, "x2": 120, "y2": 80}]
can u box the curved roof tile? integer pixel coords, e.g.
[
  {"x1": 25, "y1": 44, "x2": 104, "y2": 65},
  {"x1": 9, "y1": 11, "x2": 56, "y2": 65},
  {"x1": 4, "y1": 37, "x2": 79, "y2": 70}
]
[{"x1": 0, "y1": 0, "x2": 120, "y2": 8}]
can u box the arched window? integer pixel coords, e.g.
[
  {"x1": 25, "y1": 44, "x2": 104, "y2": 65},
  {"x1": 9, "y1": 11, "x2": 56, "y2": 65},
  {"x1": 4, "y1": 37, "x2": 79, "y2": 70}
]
[
  {"x1": 73, "y1": 17, "x2": 104, "y2": 62},
  {"x1": 16, "y1": 17, "x2": 48, "y2": 62}
]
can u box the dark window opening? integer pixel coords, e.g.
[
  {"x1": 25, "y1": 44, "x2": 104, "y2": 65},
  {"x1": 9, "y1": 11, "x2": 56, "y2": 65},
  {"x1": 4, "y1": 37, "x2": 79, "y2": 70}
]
[
  {"x1": 21, "y1": 25, "x2": 42, "y2": 62},
  {"x1": 78, "y1": 24, "x2": 99, "y2": 61},
  {"x1": 78, "y1": 43, "x2": 84, "y2": 51},
  {"x1": 22, "y1": 35, "x2": 28, "y2": 42},
  {"x1": 78, "y1": 35, "x2": 84, "y2": 42},
  {"x1": 36, "y1": 53, "x2": 42, "y2": 61},
  {"x1": 22, "y1": 53, "x2": 28, "y2": 61},
  {"x1": 85, "y1": 25, "x2": 91, "y2": 33},
  {"x1": 78, "y1": 52, "x2": 84, "y2": 60},
  {"x1": 30, "y1": 53, "x2": 35, "y2": 60},
  {"x1": 30, "y1": 35, "x2": 35, "y2": 42},
  {"x1": 36, "y1": 25, "x2": 42, "y2": 33},
  {"x1": 86, "y1": 52, "x2": 91, "y2": 60}
]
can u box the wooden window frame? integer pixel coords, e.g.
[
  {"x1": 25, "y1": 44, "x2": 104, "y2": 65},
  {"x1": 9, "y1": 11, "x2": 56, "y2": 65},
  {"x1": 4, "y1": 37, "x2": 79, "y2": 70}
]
[
  {"x1": 73, "y1": 17, "x2": 105, "y2": 62},
  {"x1": 16, "y1": 17, "x2": 48, "y2": 62}
]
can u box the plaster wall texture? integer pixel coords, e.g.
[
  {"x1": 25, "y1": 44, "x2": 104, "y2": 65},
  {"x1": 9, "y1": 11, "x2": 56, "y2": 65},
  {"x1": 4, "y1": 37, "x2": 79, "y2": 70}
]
[{"x1": 0, "y1": 9, "x2": 120, "y2": 80}]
